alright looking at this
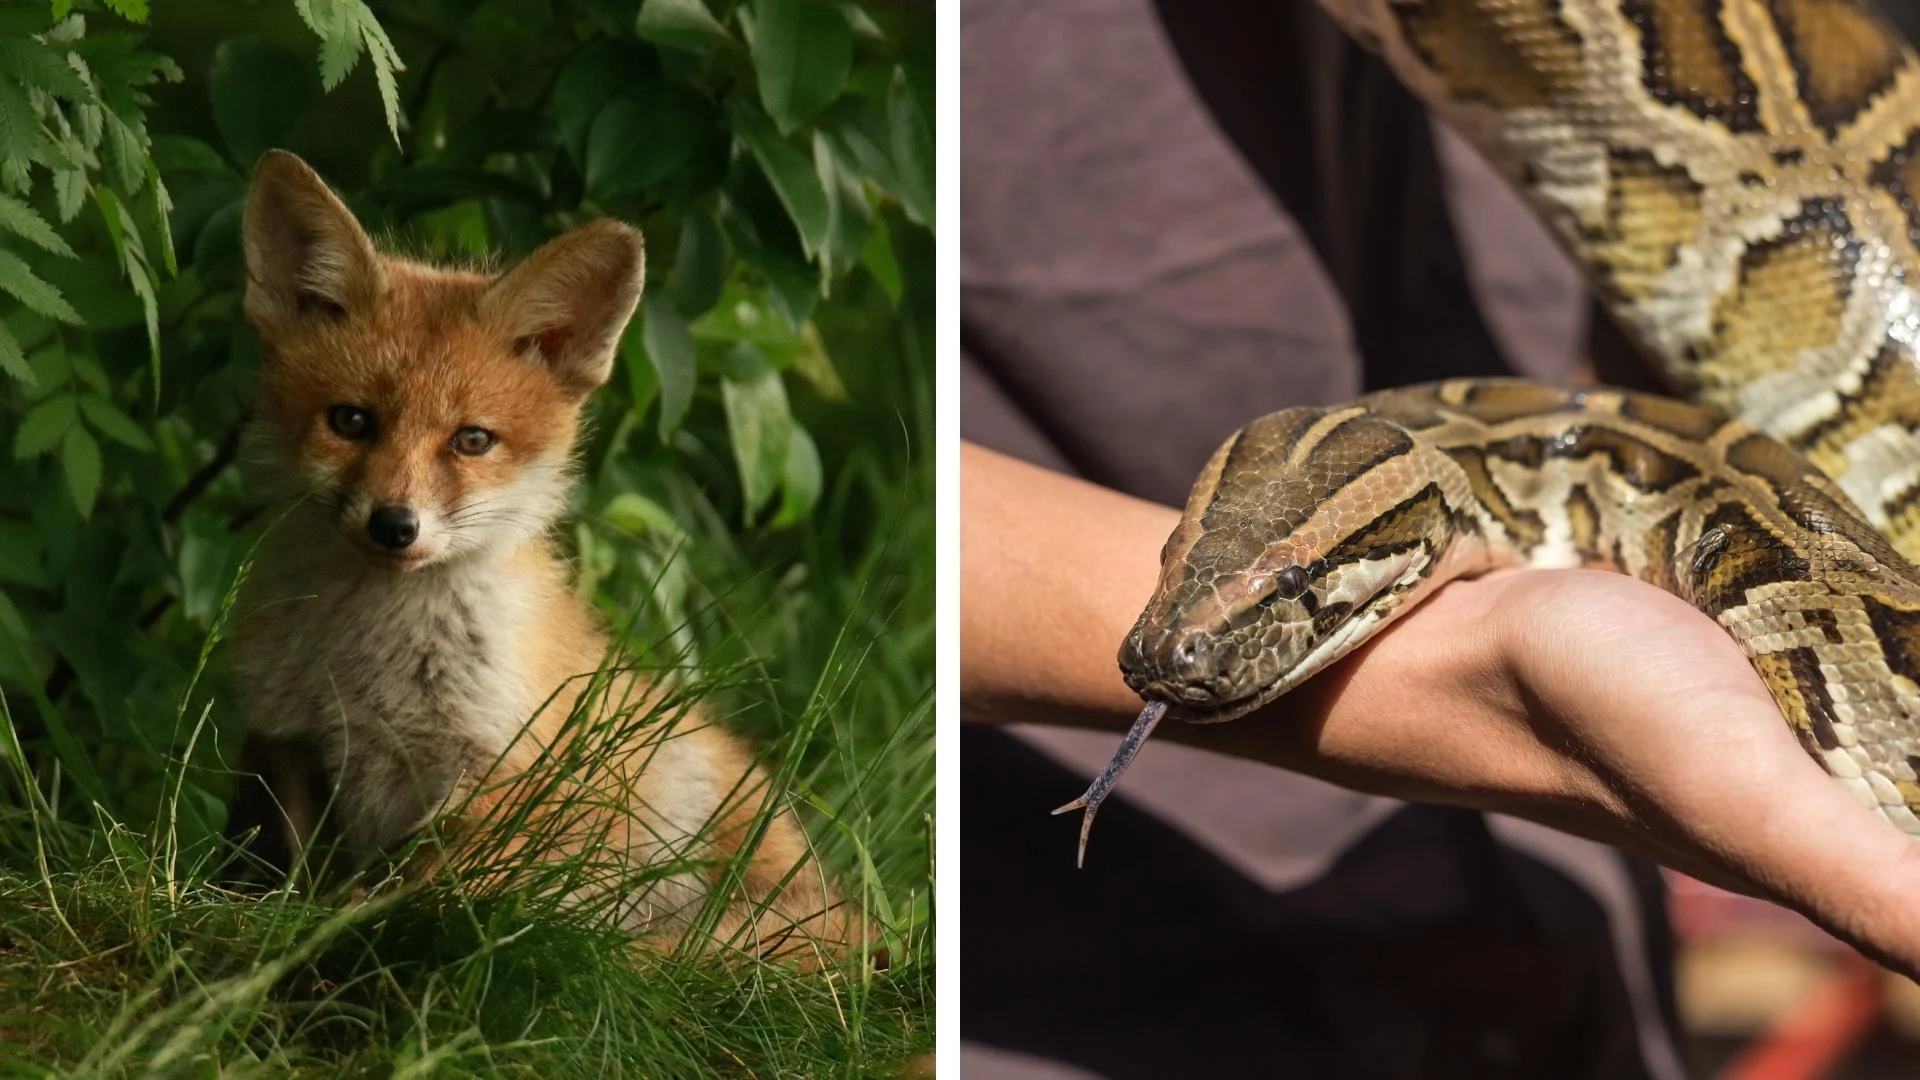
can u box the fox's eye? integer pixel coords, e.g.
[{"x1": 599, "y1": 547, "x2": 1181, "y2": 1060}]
[
  {"x1": 327, "y1": 405, "x2": 374, "y2": 440},
  {"x1": 451, "y1": 427, "x2": 496, "y2": 456}
]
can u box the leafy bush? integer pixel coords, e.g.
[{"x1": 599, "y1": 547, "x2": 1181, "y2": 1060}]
[{"x1": 0, "y1": 0, "x2": 932, "y2": 1070}]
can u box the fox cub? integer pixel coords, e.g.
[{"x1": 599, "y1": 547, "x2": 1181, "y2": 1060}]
[{"x1": 228, "y1": 150, "x2": 860, "y2": 965}]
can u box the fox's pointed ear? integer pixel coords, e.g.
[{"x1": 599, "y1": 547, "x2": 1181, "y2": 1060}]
[
  {"x1": 482, "y1": 219, "x2": 645, "y2": 396},
  {"x1": 242, "y1": 150, "x2": 380, "y2": 335}
]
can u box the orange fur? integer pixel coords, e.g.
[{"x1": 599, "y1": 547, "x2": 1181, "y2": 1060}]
[{"x1": 228, "y1": 151, "x2": 872, "y2": 968}]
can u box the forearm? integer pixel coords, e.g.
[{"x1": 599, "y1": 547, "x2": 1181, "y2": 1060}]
[
  {"x1": 961, "y1": 442, "x2": 1758, "y2": 886},
  {"x1": 960, "y1": 452, "x2": 1920, "y2": 977},
  {"x1": 959, "y1": 441, "x2": 1172, "y2": 726},
  {"x1": 960, "y1": 438, "x2": 1605, "y2": 792}
]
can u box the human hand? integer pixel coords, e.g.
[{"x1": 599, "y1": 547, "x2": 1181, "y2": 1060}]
[
  {"x1": 1234, "y1": 567, "x2": 1920, "y2": 977},
  {"x1": 962, "y1": 441, "x2": 1920, "y2": 978}
]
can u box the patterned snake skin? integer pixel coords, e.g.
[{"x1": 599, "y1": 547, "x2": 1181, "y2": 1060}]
[{"x1": 1057, "y1": 0, "x2": 1920, "y2": 864}]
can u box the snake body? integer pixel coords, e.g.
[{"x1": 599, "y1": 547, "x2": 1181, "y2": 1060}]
[{"x1": 1061, "y1": 0, "x2": 1920, "y2": 861}]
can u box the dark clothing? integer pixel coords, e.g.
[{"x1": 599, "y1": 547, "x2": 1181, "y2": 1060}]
[{"x1": 961, "y1": 1, "x2": 1686, "y2": 1076}]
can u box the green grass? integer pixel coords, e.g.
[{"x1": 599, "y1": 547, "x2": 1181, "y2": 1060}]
[{"x1": 0, "y1": 433, "x2": 934, "y2": 1077}]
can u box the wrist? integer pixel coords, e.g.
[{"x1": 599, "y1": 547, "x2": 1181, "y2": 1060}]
[{"x1": 960, "y1": 442, "x2": 1174, "y2": 723}]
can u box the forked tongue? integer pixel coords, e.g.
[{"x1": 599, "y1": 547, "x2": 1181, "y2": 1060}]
[{"x1": 1051, "y1": 700, "x2": 1169, "y2": 867}]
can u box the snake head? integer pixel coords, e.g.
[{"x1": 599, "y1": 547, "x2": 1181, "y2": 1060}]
[{"x1": 1118, "y1": 406, "x2": 1465, "y2": 723}]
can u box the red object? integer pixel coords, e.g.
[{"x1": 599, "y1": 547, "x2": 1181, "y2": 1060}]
[
  {"x1": 1713, "y1": 953, "x2": 1884, "y2": 1080},
  {"x1": 1665, "y1": 872, "x2": 1888, "y2": 1078}
]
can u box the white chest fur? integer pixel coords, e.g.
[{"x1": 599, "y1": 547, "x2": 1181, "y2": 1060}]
[{"x1": 233, "y1": 531, "x2": 539, "y2": 860}]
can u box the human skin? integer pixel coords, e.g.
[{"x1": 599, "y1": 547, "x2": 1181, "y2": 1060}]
[{"x1": 962, "y1": 439, "x2": 1920, "y2": 979}]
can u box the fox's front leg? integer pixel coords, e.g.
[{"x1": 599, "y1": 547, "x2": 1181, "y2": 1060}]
[{"x1": 227, "y1": 732, "x2": 342, "y2": 885}]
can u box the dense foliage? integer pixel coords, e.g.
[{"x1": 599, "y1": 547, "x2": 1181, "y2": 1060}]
[{"x1": 0, "y1": 0, "x2": 932, "y2": 1071}]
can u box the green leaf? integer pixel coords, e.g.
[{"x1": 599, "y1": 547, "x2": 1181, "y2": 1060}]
[
  {"x1": 318, "y1": 30, "x2": 361, "y2": 89},
  {"x1": 635, "y1": 0, "x2": 733, "y2": 54},
  {"x1": 14, "y1": 394, "x2": 76, "y2": 459},
  {"x1": 731, "y1": 229, "x2": 817, "y2": 329},
  {"x1": 641, "y1": 292, "x2": 696, "y2": 439},
  {"x1": 0, "y1": 247, "x2": 80, "y2": 324},
  {"x1": 721, "y1": 342, "x2": 793, "y2": 522},
  {"x1": 319, "y1": 25, "x2": 361, "y2": 89},
  {"x1": 0, "y1": 322, "x2": 28, "y2": 385},
  {"x1": 178, "y1": 515, "x2": 248, "y2": 623},
  {"x1": 75, "y1": 34, "x2": 181, "y2": 116},
  {"x1": 0, "y1": 77, "x2": 44, "y2": 166},
  {"x1": 101, "y1": 111, "x2": 145, "y2": 194},
  {"x1": 670, "y1": 207, "x2": 727, "y2": 317},
  {"x1": 66, "y1": 353, "x2": 106, "y2": 396},
  {"x1": 101, "y1": 0, "x2": 149, "y2": 21},
  {"x1": 790, "y1": 323, "x2": 846, "y2": 400},
  {"x1": 583, "y1": 85, "x2": 714, "y2": 198},
  {"x1": 208, "y1": 37, "x2": 315, "y2": 165},
  {"x1": 77, "y1": 395, "x2": 152, "y2": 451},
  {"x1": 6, "y1": 303, "x2": 52, "y2": 350},
  {"x1": 550, "y1": 41, "x2": 635, "y2": 159},
  {"x1": 36, "y1": 252, "x2": 141, "y2": 330},
  {"x1": 0, "y1": 587, "x2": 31, "y2": 687},
  {"x1": 602, "y1": 492, "x2": 689, "y2": 543},
  {"x1": 861, "y1": 212, "x2": 902, "y2": 304},
  {"x1": 412, "y1": 198, "x2": 491, "y2": 260},
  {"x1": 61, "y1": 423, "x2": 99, "y2": 518},
  {"x1": 751, "y1": 0, "x2": 851, "y2": 132},
  {"x1": 620, "y1": 322, "x2": 659, "y2": 422},
  {"x1": 23, "y1": 341, "x2": 67, "y2": 398},
  {"x1": 36, "y1": 133, "x2": 83, "y2": 175},
  {"x1": 127, "y1": 254, "x2": 160, "y2": 397},
  {"x1": 298, "y1": 0, "x2": 363, "y2": 88},
  {"x1": 148, "y1": 159, "x2": 175, "y2": 275},
  {"x1": 0, "y1": 39, "x2": 91, "y2": 102},
  {"x1": 74, "y1": 100, "x2": 103, "y2": 154},
  {"x1": 815, "y1": 132, "x2": 872, "y2": 281},
  {"x1": 152, "y1": 134, "x2": 231, "y2": 177},
  {"x1": 95, "y1": 186, "x2": 126, "y2": 264},
  {"x1": 888, "y1": 65, "x2": 933, "y2": 227},
  {"x1": 771, "y1": 423, "x2": 821, "y2": 527},
  {"x1": 362, "y1": 15, "x2": 405, "y2": 147},
  {"x1": 0, "y1": 196, "x2": 75, "y2": 260},
  {"x1": 52, "y1": 169, "x2": 84, "y2": 223},
  {"x1": 689, "y1": 280, "x2": 834, "y2": 385},
  {"x1": 730, "y1": 100, "x2": 830, "y2": 262}
]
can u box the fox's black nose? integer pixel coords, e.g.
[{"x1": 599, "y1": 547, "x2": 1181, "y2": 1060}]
[{"x1": 367, "y1": 505, "x2": 419, "y2": 550}]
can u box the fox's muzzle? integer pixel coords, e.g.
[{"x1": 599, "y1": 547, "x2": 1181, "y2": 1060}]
[{"x1": 367, "y1": 505, "x2": 420, "y2": 551}]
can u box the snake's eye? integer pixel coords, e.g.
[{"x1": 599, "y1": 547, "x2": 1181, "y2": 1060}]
[
  {"x1": 327, "y1": 405, "x2": 375, "y2": 441},
  {"x1": 1276, "y1": 565, "x2": 1312, "y2": 600}
]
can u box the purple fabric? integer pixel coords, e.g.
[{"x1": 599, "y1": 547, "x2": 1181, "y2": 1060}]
[{"x1": 961, "y1": 1, "x2": 1686, "y2": 1077}]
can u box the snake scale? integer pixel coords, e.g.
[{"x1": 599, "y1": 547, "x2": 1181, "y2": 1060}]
[{"x1": 1058, "y1": 0, "x2": 1920, "y2": 863}]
